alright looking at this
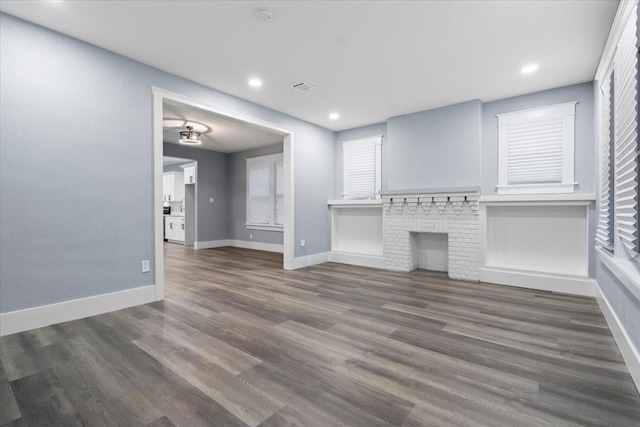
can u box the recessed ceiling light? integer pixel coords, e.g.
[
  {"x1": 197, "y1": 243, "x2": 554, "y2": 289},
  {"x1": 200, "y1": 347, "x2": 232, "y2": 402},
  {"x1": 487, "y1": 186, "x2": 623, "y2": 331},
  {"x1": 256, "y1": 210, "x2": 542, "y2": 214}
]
[
  {"x1": 248, "y1": 78, "x2": 263, "y2": 88},
  {"x1": 335, "y1": 36, "x2": 348, "y2": 46},
  {"x1": 521, "y1": 64, "x2": 539, "y2": 74},
  {"x1": 329, "y1": 112, "x2": 340, "y2": 120}
]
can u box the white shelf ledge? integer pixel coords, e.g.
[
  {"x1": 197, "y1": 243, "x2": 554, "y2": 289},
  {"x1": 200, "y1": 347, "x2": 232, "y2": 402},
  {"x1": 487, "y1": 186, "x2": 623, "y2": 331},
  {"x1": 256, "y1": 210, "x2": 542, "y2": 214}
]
[
  {"x1": 480, "y1": 193, "x2": 595, "y2": 206},
  {"x1": 328, "y1": 199, "x2": 383, "y2": 207},
  {"x1": 380, "y1": 187, "x2": 480, "y2": 196}
]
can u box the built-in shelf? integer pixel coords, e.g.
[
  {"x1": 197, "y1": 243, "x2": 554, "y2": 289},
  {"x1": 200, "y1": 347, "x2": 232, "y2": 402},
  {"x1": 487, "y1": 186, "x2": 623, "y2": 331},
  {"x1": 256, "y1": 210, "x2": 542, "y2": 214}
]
[
  {"x1": 479, "y1": 192, "x2": 594, "y2": 295},
  {"x1": 328, "y1": 199, "x2": 383, "y2": 207},
  {"x1": 480, "y1": 193, "x2": 596, "y2": 205}
]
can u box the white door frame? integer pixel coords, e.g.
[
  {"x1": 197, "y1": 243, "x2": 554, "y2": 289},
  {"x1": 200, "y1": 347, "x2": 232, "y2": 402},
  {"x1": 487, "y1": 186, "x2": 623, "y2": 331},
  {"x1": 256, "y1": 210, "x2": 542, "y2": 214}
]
[{"x1": 151, "y1": 87, "x2": 295, "y2": 301}]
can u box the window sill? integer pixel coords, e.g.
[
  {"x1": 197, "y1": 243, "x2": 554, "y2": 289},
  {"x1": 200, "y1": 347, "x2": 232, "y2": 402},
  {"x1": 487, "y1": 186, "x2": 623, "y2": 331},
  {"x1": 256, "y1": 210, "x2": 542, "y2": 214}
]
[
  {"x1": 328, "y1": 199, "x2": 383, "y2": 207},
  {"x1": 245, "y1": 224, "x2": 283, "y2": 232},
  {"x1": 496, "y1": 182, "x2": 577, "y2": 195},
  {"x1": 596, "y1": 246, "x2": 640, "y2": 302}
]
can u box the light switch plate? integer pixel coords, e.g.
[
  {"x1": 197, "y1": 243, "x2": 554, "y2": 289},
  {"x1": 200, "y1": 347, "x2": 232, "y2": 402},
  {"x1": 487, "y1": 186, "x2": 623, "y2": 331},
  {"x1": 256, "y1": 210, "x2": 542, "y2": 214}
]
[
  {"x1": 209, "y1": 198, "x2": 214, "y2": 203},
  {"x1": 141, "y1": 260, "x2": 150, "y2": 273}
]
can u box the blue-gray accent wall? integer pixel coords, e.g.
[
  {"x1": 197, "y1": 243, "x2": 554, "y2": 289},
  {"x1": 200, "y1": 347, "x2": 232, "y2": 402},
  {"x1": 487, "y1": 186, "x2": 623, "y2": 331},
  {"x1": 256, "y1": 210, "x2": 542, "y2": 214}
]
[
  {"x1": 0, "y1": 13, "x2": 335, "y2": 313},
  {"x1": 385, "y1": 99, "x2": 482, "y2": 190}
]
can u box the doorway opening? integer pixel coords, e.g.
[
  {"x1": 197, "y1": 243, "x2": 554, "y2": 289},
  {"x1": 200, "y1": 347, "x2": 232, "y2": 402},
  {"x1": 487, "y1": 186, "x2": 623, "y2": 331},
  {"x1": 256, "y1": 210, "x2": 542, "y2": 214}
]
[{"x1": 152, "y1": 87, "x2": 295, "y2": 301}]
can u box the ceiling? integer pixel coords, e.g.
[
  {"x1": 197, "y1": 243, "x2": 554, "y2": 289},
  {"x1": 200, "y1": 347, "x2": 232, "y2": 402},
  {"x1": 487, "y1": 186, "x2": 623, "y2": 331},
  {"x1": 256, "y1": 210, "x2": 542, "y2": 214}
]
[
  {"x1": 163, "y1": 156, "x2": 192, "y2": 167},
  {"x1": 0, "y1": 1, "x2": 618, "y2": 131},
  {"x1": 163, "y1": 100, "x2": 284, "y2": 153}
]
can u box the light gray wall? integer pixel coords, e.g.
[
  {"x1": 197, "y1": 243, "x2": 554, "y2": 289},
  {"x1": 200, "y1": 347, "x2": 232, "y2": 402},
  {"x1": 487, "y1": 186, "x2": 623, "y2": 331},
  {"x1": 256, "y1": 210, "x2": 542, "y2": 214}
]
[
  {"x1": 0, "y1": 13, "x2": 335, "y2": 314},
  {"x1": 229, "y1": 143, "x2": 284, "y2": 245},
  {"x1": 163, "y1": 143, "x2": 230, "y2": 242},
  {"x1": 385, "y1": 99, "x2": 482, "y2": 190},
  {"x1": 482, "y1": 82, "x2": 597, "y2": 277},
  {"x1": 335, "y1": 123, "x2": 387, "y2": 197}
]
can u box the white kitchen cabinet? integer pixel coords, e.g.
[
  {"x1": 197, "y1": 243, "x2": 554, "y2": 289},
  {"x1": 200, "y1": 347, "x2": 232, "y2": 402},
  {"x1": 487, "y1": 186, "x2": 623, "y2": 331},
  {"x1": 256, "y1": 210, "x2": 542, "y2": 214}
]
[
  {"x1": 164, "y1": 216, "x2": 185, "y2": 243},
  {"x1": 181, "y1": 163, "x2": 196, "y2": 185},
  {"x1": 163, "y1": 172, "x2": 184, "y2": 202}
]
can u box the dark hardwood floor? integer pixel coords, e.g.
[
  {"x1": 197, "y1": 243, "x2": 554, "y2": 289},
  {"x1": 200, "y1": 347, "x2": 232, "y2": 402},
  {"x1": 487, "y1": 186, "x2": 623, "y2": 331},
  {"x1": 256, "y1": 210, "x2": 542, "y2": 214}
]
[{"x1": 1, "y1": 243, "x2": 639, "y2": 426}]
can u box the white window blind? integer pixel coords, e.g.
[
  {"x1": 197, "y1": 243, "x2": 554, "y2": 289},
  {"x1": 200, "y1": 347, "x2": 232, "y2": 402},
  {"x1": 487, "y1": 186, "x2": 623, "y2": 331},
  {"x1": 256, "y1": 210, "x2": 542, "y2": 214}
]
[
  {"x1": 496, "y1": 102, "x2": 577, "y2": 194},
  {"x1": 246, "y1": 153, "x2": 284, "y2": 230},
  {"x1": 342, "y1": 135, "x2": 382, "y2": 200},
  {"x1": 597, "y1": 72, "x2": 615, "y2": 250},
  {"x1": 275, "y1": 161, "x2": 284, "y2": 225},
  {"x1": 507, "y1": 118, "x2": 563, "y2": 184},
  {"x1": 614, "y1": 10, "x2": 639, "y2": 256},
  {"x1": 247, "y1": 162, "x2": 271, "y2": 225}
]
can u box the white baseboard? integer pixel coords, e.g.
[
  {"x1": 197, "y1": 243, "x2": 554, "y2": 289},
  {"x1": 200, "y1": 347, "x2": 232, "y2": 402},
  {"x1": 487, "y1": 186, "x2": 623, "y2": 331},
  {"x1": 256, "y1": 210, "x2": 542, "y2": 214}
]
[
  {"x1": 194, "y1": 239, "x2": 283, "y2": 253},
  {"x1": 293, "y1": 251, "x2": 330, "y2": 269},
  {"x1": 0, "y1": 285, "x2": 157, "y2": 337},
  {"x1": 479, "y1": 266, "x2": 596, "y2": 296},
  {"x1": 329, "y1": 251, "x2": 385, "y2": 269},
  {"x1": 595, "y1": 283, "x2": 640, "y2": 393},
  {"x1": 230, "y1": 240, "x2": 284, "y2": 253},
  {"x1": 194, "y1": 239, "x2": 231, "y2": 250}
]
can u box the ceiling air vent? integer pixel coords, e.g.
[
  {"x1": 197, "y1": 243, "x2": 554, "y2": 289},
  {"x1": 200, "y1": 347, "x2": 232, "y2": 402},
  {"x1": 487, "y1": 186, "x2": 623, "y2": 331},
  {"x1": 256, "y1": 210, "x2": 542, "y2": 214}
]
[{"x1": 291, "y1": 81, "x2": 315, "y2": 92}]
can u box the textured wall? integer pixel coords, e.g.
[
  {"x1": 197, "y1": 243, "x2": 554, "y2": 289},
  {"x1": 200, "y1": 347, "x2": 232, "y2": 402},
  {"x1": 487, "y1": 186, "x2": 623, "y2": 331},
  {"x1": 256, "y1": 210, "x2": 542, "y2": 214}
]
[{"x1": 0, "y1": 13, "x2": 335, "y2": 313}]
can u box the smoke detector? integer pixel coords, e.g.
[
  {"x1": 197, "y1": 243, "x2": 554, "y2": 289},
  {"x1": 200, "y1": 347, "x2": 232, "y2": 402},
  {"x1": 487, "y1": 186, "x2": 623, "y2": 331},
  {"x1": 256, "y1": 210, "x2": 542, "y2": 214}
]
[
  {"x1": 256, "y1": 10, "x2": 273, "y2": 22},
  {"x1": 290, "y1": 81, "x2": 315, "y2": 92}
]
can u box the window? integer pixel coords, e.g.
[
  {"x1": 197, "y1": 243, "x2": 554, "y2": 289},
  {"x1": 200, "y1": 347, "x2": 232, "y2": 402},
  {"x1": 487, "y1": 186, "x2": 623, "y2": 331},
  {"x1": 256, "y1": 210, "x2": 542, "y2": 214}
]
[
  {"x1": 597, "y1": 7, "x2": 639, "y2": 260},
  {"x1": 342, "y1": 135, "x2": 383, "y2": 200},
  {"x1": 496, "y1": 102, "x2": 577, "y2": 195},
  {"x1": 246, "y1": 153, "x2": 284, "y2": 231},
  {"x1": 613, "y1": 9, "x2": 639, "y2": 257},
  {"x1": 596, "y1": 71, "x2": 615, "y2": 250}
]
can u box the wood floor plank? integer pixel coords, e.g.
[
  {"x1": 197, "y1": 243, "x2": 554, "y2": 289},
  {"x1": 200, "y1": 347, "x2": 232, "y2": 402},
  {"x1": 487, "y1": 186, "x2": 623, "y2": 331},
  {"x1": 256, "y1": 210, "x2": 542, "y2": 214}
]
[{"x1": 1, "y1": 243, "x2": 638, "y2": 426}]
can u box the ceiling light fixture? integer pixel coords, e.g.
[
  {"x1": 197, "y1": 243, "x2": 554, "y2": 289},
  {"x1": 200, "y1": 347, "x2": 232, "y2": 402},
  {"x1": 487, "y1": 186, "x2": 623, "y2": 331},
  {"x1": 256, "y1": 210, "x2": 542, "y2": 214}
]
[
  {"x1": 179, "y1": 126, "x2": 202, "y2": 145},
  {"x1": 521, "y1": 64, "x2": 539, "y2": 74},
  {"x1": 329, "y1": 112, "x2": 340, "y2": 120},
  {"x1": 248, "y1": 78, "x2": 263, "y2": 88}
]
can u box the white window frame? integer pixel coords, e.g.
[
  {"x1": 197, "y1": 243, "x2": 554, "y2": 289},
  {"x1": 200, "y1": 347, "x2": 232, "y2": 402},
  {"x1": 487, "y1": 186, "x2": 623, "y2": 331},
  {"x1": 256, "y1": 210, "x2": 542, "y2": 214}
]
[
  {"x1": 246, "y1": 153, "x2": 284, "y2": 232},
  {"x1": 496, "y1": 102, "x2": 578, "y2": 195},
  {"x1": 342, "y1": 135, "x2": 383, "y2": 200}
]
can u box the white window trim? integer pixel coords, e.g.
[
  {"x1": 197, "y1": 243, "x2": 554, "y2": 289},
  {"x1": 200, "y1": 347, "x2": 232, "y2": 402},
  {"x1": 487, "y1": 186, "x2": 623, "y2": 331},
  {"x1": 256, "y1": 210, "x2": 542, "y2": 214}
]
[
  {"x1": 342, "y1": 135, "x2": 383, "y2": 200},
  {"x1": 496, "y1": 102, "x2": 578, "y2": 195},
  {"x1": 246, "y1": 152, "x2": 284, "y2": 233}
]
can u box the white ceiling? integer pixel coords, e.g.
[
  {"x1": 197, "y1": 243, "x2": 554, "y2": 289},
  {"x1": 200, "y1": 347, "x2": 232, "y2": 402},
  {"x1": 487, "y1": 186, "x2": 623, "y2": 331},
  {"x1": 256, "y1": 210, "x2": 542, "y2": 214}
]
[
  {"x1": 163, "y1": 100, "x2": 284, "y2": 153},
  {"x1": 163, "y1": 156, "x2": 193, "y2": 167},
  {"x1": 1, "y1": 1, "x2": 618, "y2": 131}
]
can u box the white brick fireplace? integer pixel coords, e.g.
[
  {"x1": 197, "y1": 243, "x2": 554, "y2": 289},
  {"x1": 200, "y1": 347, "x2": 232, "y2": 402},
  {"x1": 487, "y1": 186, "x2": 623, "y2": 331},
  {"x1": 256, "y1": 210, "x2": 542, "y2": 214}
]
[{"x1": 381, "y1": 188, "x2": 480, "y2": 281}]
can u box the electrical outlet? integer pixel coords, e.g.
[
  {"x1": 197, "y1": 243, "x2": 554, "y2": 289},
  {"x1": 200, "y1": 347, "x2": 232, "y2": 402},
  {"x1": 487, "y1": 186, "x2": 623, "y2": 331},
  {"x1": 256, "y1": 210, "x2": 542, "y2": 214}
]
[
  {"x1": 300, "y1": 239, "x2": 306, "y2": 247},
  {"x1": 209, "y1": 197, "x2": 214, "y2": 203},
  {"x1": 249, "y1": 233, "x2": 253, "y2": 240},
  {"x1": 141, "y1": 260, "x2": 150, "y2": 273}
]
